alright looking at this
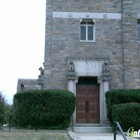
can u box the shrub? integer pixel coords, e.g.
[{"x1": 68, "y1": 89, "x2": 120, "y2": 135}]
[
  {"x1": 112, "y1": 103, "x2": 140, "y2": 131},
  {"x1": 13, "y1": 89, "x2": 75, "y2": 129},
  {"x1": 105, "y1": 89, "x2": 140, "y2": 124}
]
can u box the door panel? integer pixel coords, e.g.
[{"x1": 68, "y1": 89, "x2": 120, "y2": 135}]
[{"x1": 76, "y1": 85, "x2": 99, "y2": 123}]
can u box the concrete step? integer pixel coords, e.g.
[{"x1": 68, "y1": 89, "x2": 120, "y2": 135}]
[
  {"x1": 73, "y1": 125, "x2": 113, "y2": 133},
  {"x1": 74, "y1": 123, "x2": 104, "y2": 127}
]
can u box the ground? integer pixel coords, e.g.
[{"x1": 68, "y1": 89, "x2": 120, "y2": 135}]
[{"x1": 0, "y1": 129, "x2": 70, "y2": 140}]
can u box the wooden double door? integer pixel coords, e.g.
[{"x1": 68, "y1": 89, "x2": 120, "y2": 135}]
[{"x1": 76, "y1": 84, "x2": 99, "y2": 123}]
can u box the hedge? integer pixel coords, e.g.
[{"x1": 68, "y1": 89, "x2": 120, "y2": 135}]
[
  {"x1": 112, "y1": 103, "x2": 140, "y2": 131},
  {"x1": 105, "y1": 89, "x2": 140, "y2": 124},
  {"x1": 13, "y1": 89, "x2": 75, "y2": 129}
]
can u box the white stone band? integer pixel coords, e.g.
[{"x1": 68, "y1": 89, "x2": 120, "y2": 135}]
[{"x1": 53, "y1": 12, "x2": 121, "y2": 19}]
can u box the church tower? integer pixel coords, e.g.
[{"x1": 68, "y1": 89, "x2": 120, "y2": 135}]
[{"x1": 42, "y1": 0, "x2": 140, "y2": 127}]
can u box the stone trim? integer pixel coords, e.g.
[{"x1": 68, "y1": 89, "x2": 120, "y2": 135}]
[
  {"x1": 67, "y1": 57, "x2": 109, "y2": 61},
  {"x1": 67, "y1": 58, "x2": 110, "y2": 124},
  {"x1": 53, "y1": 12, "x2": 121, "y2": 20},
  {"x1": 67, "y1": 61, "x2": 76, "y2": 80}
]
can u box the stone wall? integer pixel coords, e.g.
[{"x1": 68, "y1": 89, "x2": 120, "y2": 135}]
[
  {"x1": 19, "y1": 0, "x2": 140, "y2": 90},
  {"x1": 44, "y1": 0, "x2": 124, "y2": 89},
  {"x1": 17, "y1": 79, "x2": 39, "y2": 92},
  {"x1": 16, "y1": 1, "x2": 140, "y2": 90},
  {"x1": 52, "y1": 0, "x2": 121, "y2": 13},
  {"x1": 122, "y1": 0, "x2": 140, "y2": 88}
]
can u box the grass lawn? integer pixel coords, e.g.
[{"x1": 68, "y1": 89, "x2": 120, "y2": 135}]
[{"x1": 0, "y1": 130, "x2": 70, "y2": 140}]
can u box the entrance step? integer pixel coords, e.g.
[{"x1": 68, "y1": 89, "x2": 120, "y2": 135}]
[
  {"x1": 74, "y1": 123, "x2": 104, "y2": 127},
  {"x1": 73, "y1": 124, "x2": 113, "y2": 133}
]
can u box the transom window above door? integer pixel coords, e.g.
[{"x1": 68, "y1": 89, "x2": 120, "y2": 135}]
[{"x1": 80, "y1": 19, "x2": 95, "y2": 42}]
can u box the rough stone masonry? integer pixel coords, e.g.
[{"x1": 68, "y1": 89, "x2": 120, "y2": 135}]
[
  {"x1": 43, "y1": 0, "x2": 140, "y2": 90},
  {"x1": 17, "y1": 0, "x2": 140, "y2": 91},
  {"x1": 17, "y1": 0, "x2": 140, "y2": 126}
]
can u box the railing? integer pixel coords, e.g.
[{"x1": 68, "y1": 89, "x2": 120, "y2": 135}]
[{"x1": 114, "y1": 122, "x2": 127, "y2": 140}]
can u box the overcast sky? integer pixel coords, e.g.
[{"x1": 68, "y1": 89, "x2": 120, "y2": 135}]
[{"x1": 0, "y1": 0, "x2": 46, "y2": 104}]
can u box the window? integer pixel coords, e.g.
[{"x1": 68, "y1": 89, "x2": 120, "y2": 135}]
[
  {"x1": 138, "y1": 20, "x2": 140, "y2": 42},
  {"x1": 80, "y1": 19, "x2": 95, "y2": 42}
]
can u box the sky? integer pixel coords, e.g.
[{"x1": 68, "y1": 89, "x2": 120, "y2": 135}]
[{"x1": 0, "y1": 0, "x2": 46, "y2": 104}]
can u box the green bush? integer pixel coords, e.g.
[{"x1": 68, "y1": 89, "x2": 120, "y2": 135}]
[
  {"x1": 105, "y1": 89, "x2": 140, "y2": 124},
  {"x1": 13, "y1": 89, "x2": 75, "y2": 129},
  {"x1": 112, "y1": 103, "x2": 140, "y2": 131}
]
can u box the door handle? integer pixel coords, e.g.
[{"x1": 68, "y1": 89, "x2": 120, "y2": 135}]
[{"x1": 85, "y1": 101, "x2": 89, "y2": 113}]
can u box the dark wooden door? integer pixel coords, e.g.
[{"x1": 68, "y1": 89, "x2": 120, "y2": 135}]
[{"x1": 76, "y1": 85, "x2": 99, "y2": 123}]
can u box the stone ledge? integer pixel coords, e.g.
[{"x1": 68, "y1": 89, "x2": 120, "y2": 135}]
[
  {"x1": 73, "y1": 126, "x2": 113, "y2": 133},
  {"x1": 67, "y1": 57, "x2": 109, "y2": 61}
]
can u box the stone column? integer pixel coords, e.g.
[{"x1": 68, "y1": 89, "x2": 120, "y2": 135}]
[
  {"x1": 103, "y1": 81, "x2": 109, "y2": 122},
  {"x1": 102, "y1": 61, "x2": 110, "y2": 125},
  {"x1": 38, "y1": 84, "x2": 43, "y2": 90},
  {"x1": 67, "y1": 80, "x2": 75, "y2": 94},
  {"x1": 38, "y1": 75, "x2": 44, "y2": 90},
  {"x1": 67, "y1": 60, "x2": 76, "y2": 124},
  {"x1": 99, "y1": 82, "x2": 104, "y2": 124},
  {"x1": 98, "y1": 77, "x2": 103, "y2": 124},
  {"x1": 67, "y1": 79, "x2": 76, "y2": 125}
]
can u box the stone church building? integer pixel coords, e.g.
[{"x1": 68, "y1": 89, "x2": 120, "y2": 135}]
[{"x1": 17, "y1": 0, "x2": 140, "y2": 130}]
